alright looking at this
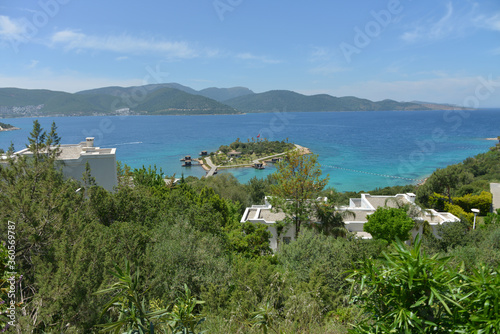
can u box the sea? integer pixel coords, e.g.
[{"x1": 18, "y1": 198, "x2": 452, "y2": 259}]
[{"x1": 1, "y1": 109, "x2": 499, "y2": 192}]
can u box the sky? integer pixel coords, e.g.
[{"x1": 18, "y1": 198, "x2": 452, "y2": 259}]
[{"x1": 1, "y1": 0, "x2": 499, "y2": 107}]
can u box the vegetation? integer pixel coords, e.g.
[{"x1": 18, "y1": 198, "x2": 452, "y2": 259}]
[
  {"x1": 349, "y1": 237, "x2": 500, "y2": 333},
  {"x1": 223, "y1": 90, "x2": 437, "y2": 112},
  {"x1": 363, "y1": 207, "x2": 415, "y2": 243},
  {"x1": 1, "y1": 121, "x2": 499, "y2": 333},
  {"x1": 0, "y1": 122, "x2": 15, "y2": 130},
  {"x1": 211, "y1": 138, "x2": 295, "y2": 167},
  {"x1": 0, "y1": 87, "x2": 240, "y2": 117},
  {"x1": 270, "y1": 150, "x2": 329, "y2": 238}
]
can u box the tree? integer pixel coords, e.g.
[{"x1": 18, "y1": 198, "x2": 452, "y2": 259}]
[
  {"x1": 313, "y1": 192, "x2": 353, "y2": 238},
  {"x1": 363, "y1": 207, "x2": 415, "y2": 242},
  {"x1": 270, "y1": 150, "x2": 329, "y2": 238},
  {"x1": 348, "y1": 237, "x2": 463, "y2": 333},
  {"x1": 417, "y1": 165, "x2": 474, "y2": 207},
  {"x1": 348, "y1": 237, "x2": 500, "y2": 333}
]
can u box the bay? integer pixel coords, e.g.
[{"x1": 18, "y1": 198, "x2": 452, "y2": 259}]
[{"x1": 1, "y1": 109, "x2": 499, "y2": 192}]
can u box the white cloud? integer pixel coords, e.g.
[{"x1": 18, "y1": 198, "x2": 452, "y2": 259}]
[
  {"x1": 474, "y1": 13, "x2": 500, "y2": 31},
  {"x1": 401, "y1": 2, "x2": 456, "y2": 43},
  {"x1": 50, "y1": 29, "x2": 200, "y2": 59},
  {"x1": 0, "y1": 15, "x2": 27, "y2": 40},
  {"x1": 236, "y1": 52, "x2": 281, "y2": 64},
  {"x1": 25, "y1": 59, "x2": 39, "y2": 69},
  {"x1": 308, "y1": 64, "x2": 348, "y2": 75}
]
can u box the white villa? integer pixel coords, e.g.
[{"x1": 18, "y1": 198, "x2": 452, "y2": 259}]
[
  {"x1": 342, "y1": 193, "x2": 460, "y2": 239},
  {"x1": 241, "y1": 193, "x2": 460, "y2": 250},
  {"x1": 241, "y1": 196, "x2": 327, "y2": 251},
  {"x1": 13, "y1": 137, "x2": 118, "y2": 192}
]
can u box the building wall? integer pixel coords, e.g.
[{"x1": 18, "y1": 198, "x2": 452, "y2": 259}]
[{"x1": 62, "y1": 153, "x2": 118, "y2": 192}]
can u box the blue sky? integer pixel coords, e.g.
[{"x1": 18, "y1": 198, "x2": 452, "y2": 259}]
[{"x1": 1, "y1": 0, "x2": 499, "y2": 107}]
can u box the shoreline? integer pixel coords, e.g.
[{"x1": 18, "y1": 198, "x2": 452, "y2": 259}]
[
  {"x1": 0, "y1": 127, "x2": 20, "y2": 132},
  {"x1": 195, "y1": 144, "x2": 312, "y2": 173}
]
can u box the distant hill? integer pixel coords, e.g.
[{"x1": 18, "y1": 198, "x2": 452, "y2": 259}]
[
  {"x1": 223, "y1": 90, "x2": 431, "y2": 112},
  {"x1": 198, "y1": 86, "x2": 254, "y2": 101},
  {"x1": 0, "y1": 87, "x2": 67, "y2": 106},
  {"x1": 76, "y1": 83, "x2": 199, "y2": 97},
  {"x1": 134, "y1": 88, "x2": 238, "y2": 114},
  {"x1": 0, "y1": 86, "x2": 241, "y2": 117},
  {"x1": 77, "y1": 83, "x2": 254, "y2": 102},
  {"x1": 0, "y1": 83, "x2": 471, "y2": 117}
]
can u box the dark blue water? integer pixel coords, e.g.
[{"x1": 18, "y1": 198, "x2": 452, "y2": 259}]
[{"x1": 1, "y1": 109, "x2": 499, "y2": 192}]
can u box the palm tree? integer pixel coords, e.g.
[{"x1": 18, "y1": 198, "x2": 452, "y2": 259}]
[
  {"x1": 314, "y1": 193, "x2": 354, "y2": 238},
  {"x1": 384, "y1": 197, "x2": 434, "y2": 239}
]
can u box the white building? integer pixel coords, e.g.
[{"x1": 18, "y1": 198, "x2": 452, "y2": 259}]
[
  {"x1": 14, "y1": 137, "x2": 118, "y2": 192},
  {"x1": 342, "y1": 193, "x2": 460, "y2": 239},
  {"x1": 241, "y1": 193, "x2": 460, "y2": 249},
  {"x1": 241, "y1": 196, "x2": 326, "y2": 251}
]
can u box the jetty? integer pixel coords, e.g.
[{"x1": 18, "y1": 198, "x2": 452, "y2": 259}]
[
  {"x1": 204, "y1": 156, "x2": 218, "y2": 177},
  {"x1": 180, "y1": 143, "x2": 311, "y2": 178}
]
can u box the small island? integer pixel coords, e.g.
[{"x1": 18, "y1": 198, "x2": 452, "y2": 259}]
[
  {"x1": 191, "y1": 138, "x2": 311, "y2": 176},
  {"x1": 0, "y1": 121, "x2": 20, "y2": 132}
]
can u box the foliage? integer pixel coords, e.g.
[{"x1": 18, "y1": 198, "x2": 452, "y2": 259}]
[
  {"x1": 417, "y1": 148, "x2": 500, "y2": 207},
  {"x1": 2, "y1": 122, "x2": 499, "y2": 333},
  {"x1": 348, "y1": 237, "x2": 462, "y2": 333},
  {"x1": 363, "y1": 207, "x2": 415, "y2": 242},
  {"x1": 434, "y1": 219, "x2": 471, "y2": 252},
  {"x1": 95, "y1": 261, "x2": 205, "y2": 334},
  {"x1": 95, "y1": 260, "x2": 169, "y2": 333},
  {"x1": 0, "y1": 121, "x2": 14, "y2": 129},
  {"x1": 270, "y1": 150, "x2": 329, "y2": 238},
  {"x1": 313, "y1": 194, "x2": 353, "y2": 237},
  {"x1": 348, "y1": 237, "x2": 500, "y2": 333},
  {"x1": 453, "y1": 191, "x2": 492, "y2": 215},
  {"x1": 444, "y1": 202, "x2": 474, "y2": 225},
  {"x1": 484, "y1": 209, "x2": 500, "y2": 225},
  {"x1": 430, "y1": 191, "x2": 492, "y2": 215},
  {"x1": 133, "y1": 165, "x2": 166, "y2": 188}
]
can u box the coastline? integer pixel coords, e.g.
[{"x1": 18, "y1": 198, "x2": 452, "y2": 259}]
[
  {"x1": 195, "y1": 144, "x2": 312, "y2": 175},
  {"x1": 0, "y1": 126, "x2": 20, "y2": 132}
]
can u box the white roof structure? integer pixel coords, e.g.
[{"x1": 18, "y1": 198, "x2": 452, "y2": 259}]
[
  {"x1": 241, "y1": 196, "x2": 327, "y2": 251},
  {"x1": 14, "y1": 137, "x2": 118, "y2": 192},
  {"x1": 341, "y1": 193, "x2": 460, "y2": 239}
]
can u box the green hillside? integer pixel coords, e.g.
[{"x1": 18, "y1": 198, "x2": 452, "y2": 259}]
[
  {"x1": 42, "y1": 93, "x2": 118, "y2": 115},
  {"x1": 135, "y1": 87, "x2": 240, "y2": 115},
  {"x1": 0, "y1": 86, "x2": 241, "y2": 116},
  {"x1": 224, "y1": 90, "x2": 432, "y2": 112},
  {"x1": 0, "y1": 88, "x2": 66, "y2": 106},
  {"x1": 198, "y1": 86, "x2": 255, "y2": 101}
]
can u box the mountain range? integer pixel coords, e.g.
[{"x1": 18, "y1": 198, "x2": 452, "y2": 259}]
[{"x1": 0, "y1": 83, "x2": 467, "y2": 117}]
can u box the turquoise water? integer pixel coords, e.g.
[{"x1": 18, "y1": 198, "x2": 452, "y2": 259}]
[{"x1": 1, "y1": 109, "x2": 499, "y2": 192}]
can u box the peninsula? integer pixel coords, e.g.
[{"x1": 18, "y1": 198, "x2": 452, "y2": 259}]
[
  {"x1": 190, "y1": 138, "x2": 311, "y2": 176},
  {"x1": 0, "y1": 121, "x2": 19, "y2": 131}
]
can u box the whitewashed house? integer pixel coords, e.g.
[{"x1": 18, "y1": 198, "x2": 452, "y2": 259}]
[
  {"x1": 342, "y1": 193, "x2": 460, "y2": 239},
  {"x1": 14, "y1": 137, "x2": 118, "y2": 192},
  {"x1": 241, "y1": 196, "x2": 326, "y2": 251}
]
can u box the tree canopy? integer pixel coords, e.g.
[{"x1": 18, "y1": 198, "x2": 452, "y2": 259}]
[{"x1": 363, "y1": 207, "x2": 415, "y2": 242}]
